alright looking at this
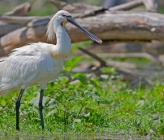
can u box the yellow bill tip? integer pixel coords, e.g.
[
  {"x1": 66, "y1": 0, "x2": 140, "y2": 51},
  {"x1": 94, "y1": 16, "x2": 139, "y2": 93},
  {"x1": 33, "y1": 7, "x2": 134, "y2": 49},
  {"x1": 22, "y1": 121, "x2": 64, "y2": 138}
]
[{"x1": 96, "y1": 39, "x2": 103, "y2": 44}]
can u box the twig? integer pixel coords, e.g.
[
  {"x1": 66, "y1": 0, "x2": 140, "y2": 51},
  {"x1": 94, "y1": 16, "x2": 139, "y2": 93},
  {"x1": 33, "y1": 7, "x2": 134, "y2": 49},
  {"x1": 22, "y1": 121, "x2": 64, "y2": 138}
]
[
  {"x1": 4, "y1": 2, "x2": 31, "y2": 16},
  {"x1": 97, "y1": 53, "x2": 162, "y2": 64},
  {"x1": 49, "y1": 0, "x2": 105, "y2": 18},
  {"x1": 0, "y1": 15, "x2": 40, "y2": 24},
  {"x1": 109, "y1": 0, "x2": 143, "y2": 11},
  {"x1": 77, "y1": 48, "x2": 152, "y2": 89},
  {"x1": 109, "y1": 0, "x2": 158, "y2": 12},
  {"x1": 78, "y1": 47, "x2": 107, "y2": 67},
  {"x1": 49, "y1": 0, "x2": 67, "y2": 10}
]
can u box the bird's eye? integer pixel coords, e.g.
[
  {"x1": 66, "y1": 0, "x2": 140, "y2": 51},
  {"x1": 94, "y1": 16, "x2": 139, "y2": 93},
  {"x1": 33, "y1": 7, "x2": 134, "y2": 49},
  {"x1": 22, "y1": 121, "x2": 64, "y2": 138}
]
[{"x1": 62, "y1": 14, "x2": 66, "y2": 17}]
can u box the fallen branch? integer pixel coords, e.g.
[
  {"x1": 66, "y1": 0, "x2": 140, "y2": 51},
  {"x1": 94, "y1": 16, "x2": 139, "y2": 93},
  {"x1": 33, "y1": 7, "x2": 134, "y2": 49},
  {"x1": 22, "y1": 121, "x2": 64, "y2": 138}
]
[
  {"x1": 1, "y1": 11, "x2": 164, "y2": 56},
  {"x1": 0, "y1": 0, "x2": 163, "y2": 56},
  {"x1": 0, "y1": 2, "x2": 32, "y2": 37},
  {"x1": 79, "y1": 47, "x2": 107, "y2": 67},
  {"x1": 109, "y1": 0, "x2": 158, "y2": 12},
  {"x1": 77, "y1": 47, "x2": 151, "y2": 89},
  {"x1": 50, "y1": 0, "x2": 105, "y2": 18},
  {"x1": 98, "y1": 52, "x2": 161, "y2": 64},
  {"x1": 79, "y1": 47, "x2": 137, "y2": 70},
  {"x1": 109, "y1": 0, "x2": 143, "y2": 11},
  {"x1": 0, "y1": 15, "x2": 41, "y2": 24},
  {"x1": 4, "y1": 2, "x2": 31, "y2": 16},
  {"x1": 49, "y1": 0, "x2": 102, "y2": 14},
  {"x1": 0, "y1": 23, "x2": 23, "y2": 37},
  {"x1": 50, "y1": 0, "x2": 158, "y2": 18}
]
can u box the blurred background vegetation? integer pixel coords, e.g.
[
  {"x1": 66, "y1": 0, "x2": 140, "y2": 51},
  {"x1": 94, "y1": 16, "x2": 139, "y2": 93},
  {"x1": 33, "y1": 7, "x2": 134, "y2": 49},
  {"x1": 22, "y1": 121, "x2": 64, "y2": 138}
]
[
  {"x1": 0, "y1": 0, "x2": 164, "y2": 16},
  {"x1": 0, "y1": 0, "x2": 101, "y2": 16}
]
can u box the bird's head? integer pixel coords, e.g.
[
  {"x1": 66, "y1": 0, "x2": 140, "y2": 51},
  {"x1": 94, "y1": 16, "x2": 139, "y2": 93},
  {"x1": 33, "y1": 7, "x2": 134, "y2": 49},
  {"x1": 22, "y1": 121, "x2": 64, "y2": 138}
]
[
  {"x1": 46, "y1": 10, "x2": 102, "y2": 44},
  {"x1": 53, "y1": 10, "x2": 71, "y2": 27}
]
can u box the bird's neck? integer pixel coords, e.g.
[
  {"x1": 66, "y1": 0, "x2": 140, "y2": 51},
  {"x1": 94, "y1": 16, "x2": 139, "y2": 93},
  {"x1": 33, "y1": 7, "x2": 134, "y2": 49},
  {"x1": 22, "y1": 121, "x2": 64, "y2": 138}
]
[{"x1": 55, "y1": 25, "x2": 71, "y2": 56}]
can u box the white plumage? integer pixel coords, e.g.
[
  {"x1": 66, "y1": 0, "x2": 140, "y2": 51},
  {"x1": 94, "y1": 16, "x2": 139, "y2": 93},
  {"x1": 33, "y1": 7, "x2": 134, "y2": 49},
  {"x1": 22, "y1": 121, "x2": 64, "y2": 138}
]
[
  {"x1": 0, "y1": 42, "x2": 65, "y2": 95},
  {"x1": 0, "y1": 10, "x2": 102, "y2": 130}
]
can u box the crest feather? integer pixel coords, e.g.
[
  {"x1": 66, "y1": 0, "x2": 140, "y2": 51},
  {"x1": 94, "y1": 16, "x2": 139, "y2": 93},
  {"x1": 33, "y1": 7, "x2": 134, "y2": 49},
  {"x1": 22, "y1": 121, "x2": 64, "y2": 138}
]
[{"x1": 46, "y1": 15, "x2": 56, "y2": 41}]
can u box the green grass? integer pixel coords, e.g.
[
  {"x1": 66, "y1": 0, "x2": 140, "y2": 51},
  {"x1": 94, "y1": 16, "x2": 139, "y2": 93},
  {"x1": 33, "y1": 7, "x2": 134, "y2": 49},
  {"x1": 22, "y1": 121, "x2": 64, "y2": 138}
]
[{"x1": 0, "y1": 60, "x2": 164, "y2": 138}]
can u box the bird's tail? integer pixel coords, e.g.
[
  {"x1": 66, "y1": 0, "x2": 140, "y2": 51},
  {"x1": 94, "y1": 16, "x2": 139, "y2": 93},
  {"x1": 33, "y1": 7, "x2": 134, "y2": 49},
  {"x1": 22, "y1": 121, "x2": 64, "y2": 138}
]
[
  {"x1": 0, "y1": 60, "x2": 7, "y2": 95},
  {"x1": 0, "y1": 59, "x2": 4, "y2": 84},
  {"x1": 0, "y1": 84, "x2": 15, "y2": 96}
]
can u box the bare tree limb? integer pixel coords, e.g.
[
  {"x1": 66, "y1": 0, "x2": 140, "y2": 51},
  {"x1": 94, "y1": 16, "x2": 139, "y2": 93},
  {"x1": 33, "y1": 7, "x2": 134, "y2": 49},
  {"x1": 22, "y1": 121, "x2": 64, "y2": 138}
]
[
  {"x1": 0, "y1": 15, "x2": 41, "y2": 24},
  {"x1": 49, "y1": 0, "x2": 101, "y2": 14},
  {"x1": 50, "y1": 0, "x2": 158, "y2": 16},
  {"x1": 98, "y1": 52, "x2": 161, "y2": 64},
  {"x1": 76, "y1": 46, "x2": 151, "y2": 89},
  {"x1": 109, "y1": 0, "x2": 143, "y2": 11},
  {"x1": 109, "y1": 0, "x2": 158, "y2": 12},
  {"x1": 49, "y1": 0, "x2": 105, "y2": 18},
  {"x1": 0, "y1": 23, "x2": 23, "y2": 37},
  {"x1": 4, "y1": 2, "x2": 31, "y2": 16},
  {"x1": 0, "y1": 2, "x2": 32, "y2": 37},
  {"x1": 79, "y1": 47, "x2": 107, "y2": 67}
]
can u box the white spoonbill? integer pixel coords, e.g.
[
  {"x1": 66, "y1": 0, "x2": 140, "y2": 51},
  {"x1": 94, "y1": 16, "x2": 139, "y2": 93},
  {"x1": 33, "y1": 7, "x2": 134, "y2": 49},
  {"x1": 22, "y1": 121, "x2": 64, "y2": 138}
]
[{"x1": 0, "y1": 10, "x2": 102, "y2": 131}]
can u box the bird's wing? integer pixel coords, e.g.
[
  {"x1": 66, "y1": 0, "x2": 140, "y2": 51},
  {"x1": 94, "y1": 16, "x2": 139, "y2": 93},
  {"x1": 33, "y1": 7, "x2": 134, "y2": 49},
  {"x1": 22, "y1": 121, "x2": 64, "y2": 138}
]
[
  {"x1": 0, "y1": 54, "x2": 42, "y2": 91},
  {"x1": 0, "y1": 43, "x2": 60, "y2": 93}
]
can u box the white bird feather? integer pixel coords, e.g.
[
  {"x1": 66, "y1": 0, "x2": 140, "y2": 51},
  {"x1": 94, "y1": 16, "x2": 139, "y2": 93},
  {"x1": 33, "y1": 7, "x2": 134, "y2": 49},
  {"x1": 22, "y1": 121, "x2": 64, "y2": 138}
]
[{"x1": 0, "y1": 43, "x2": 64, "y2": 95}]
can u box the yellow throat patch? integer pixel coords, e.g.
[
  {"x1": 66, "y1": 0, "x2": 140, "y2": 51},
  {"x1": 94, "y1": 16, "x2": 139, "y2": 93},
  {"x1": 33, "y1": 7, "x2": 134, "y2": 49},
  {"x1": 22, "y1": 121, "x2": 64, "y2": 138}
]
[{"x1": 61, "y1": 21, "x2": 67, "y2": 27}]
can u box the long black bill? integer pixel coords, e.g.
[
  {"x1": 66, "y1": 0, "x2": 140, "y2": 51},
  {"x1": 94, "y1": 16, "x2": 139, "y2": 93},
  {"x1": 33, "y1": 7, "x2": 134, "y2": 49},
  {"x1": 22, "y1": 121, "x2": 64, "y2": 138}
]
[{"x1": 66, "y1": 16, "x2": 102, "y2": 44}]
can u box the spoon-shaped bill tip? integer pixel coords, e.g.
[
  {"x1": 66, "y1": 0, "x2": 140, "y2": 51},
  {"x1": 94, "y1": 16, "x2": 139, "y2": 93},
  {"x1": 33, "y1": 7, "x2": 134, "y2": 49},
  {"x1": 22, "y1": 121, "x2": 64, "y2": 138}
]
[
  {"x1": 96, "y1": 39, "x2": 103, "y2": 44},
  {"x1": 89, "y1": 33, "x2": 103, "y2": 44}
]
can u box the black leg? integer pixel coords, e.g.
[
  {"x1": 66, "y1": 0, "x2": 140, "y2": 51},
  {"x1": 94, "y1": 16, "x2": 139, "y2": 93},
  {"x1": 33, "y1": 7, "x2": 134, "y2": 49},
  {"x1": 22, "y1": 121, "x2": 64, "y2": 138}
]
[
  {"x1": 39, "y1": 89, "x2": 44, "y2": 130},
  {"x1": 16, "y1": 89, "x2": 25, "y2": 131}
]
